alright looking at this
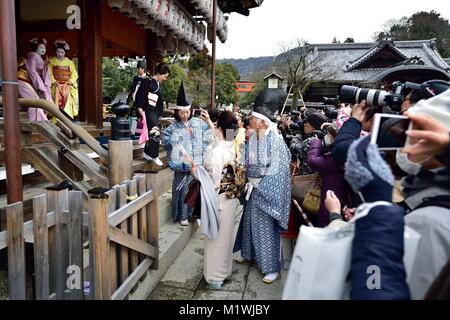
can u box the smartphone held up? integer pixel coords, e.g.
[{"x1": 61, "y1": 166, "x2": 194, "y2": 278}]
[{"x1": 371, "y1": 113, "x2": 412, "y2": 150}]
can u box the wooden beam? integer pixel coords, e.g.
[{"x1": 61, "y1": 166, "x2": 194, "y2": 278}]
[
  {"x1": 47, "y1": 188, "x2": 70, "y2": 300},
  {"x1": 89, "y1": 195, "x2": 111, "y2": 300},
  {"x1": 84, "y1": 0, "x2": 103, "y2": 128},
  {"x1": 108, "y1": 189, "x2": 153, "y2": 227},
  {"x1": 118, "y1": 184, "x2": 129, "y2": 286},
  {"x1": 67, "y1": 191, "x2": 84, "y2": 300},
  {"x1": 77, "y1": 0, "x2": 86, "y2": 122},
  {"x1": 109, "y1": 226, "x2": 157, "y2": 259},
  {"x1": 146, "y1": 174, "x2": 159, "y2": 270},
  {"x1": 128, "y1": 180, "x2": 139, "y2": 270},
  {"x1": 6, "y1": 202, "x2": 26, "y2": 299},
  {"x1": 0, "y1": 0, "x2": 23, "y2": 203},
  {"x1": 33, "y1": 195, "x2": 50, "y2": 300},
  {"x1": 136, "y1": 175, "x2": 147, "y2": 263},
  {"x1": 106, "y1": 187, "x2": 118, "y2": 293},
  {"x1": 0, "y1": 211, "x2": 55, "y2": 249},
  {"x1": 108, "y1": 140, "x2": 133, "y2": 187},
  {"x1": 111, "y1": 258, "x2": 152, "y2": 300}
]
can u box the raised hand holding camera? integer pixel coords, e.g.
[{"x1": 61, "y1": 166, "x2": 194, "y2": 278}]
[{"x1": 350, "y1": 100, "x2": 368, "y2": 122}]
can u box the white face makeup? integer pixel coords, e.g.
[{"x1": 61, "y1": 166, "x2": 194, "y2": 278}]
[
  {"x1": 56, "y1": 48, "x2": 66, "y2": 60},
  {"x1": 37, "y1": 43, "x2": 46, "y2": 55}
]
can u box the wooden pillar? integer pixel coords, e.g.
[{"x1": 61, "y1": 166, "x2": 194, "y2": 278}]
[
  {"x1": 7, "y1": 202, "x2": 26, "y2": 299},
  {"x1": 145, "y1": 31, "x2": 159, "y2": 74},
  {"x1": 210, "y1": 0, "x2": 217, "y2": 109},
  {"x1": 146, "y1": 173, "x2": 159, "y2": 270},
  {"x1": 82, "y1": 0, "x2": 103, "y2": 128},
  {"x1": 89, "y1": 193, "x2": 111, "y2": 300},
  {"x1": 76, "y1": 0, "x2": 86, "y2": 122},
  {"x1": 0, "y1": 0, "x2": 23, "y2": 203},
  {"x1": 108, "y1": 140, "x2": 133, "y2": 187}
]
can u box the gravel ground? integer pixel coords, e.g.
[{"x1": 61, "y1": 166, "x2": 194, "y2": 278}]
[{"x1": 0, "y1": 270, "x2": 34, "y2": 300}]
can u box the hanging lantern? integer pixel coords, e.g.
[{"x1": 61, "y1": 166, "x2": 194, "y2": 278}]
[
  {"x1": 147, "y1": 0, "x2": 161, "y2": 18},
  {"x1": 128, "y1": 6, "x2": 141, "y2": 21},
  {"x1": 133, "y1": 0, "x2": 151, "y2": 12},
  {"x1": 119, "y1": 1, "x2": 135, "y2": 16},
  {"x1": 107, "y1": 0, "x2": 126, "y2": 11}
]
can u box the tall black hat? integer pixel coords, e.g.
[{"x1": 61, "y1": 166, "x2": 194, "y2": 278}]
[{"x1": 172, "y1": 81, "x2": 191, "y2": 110}]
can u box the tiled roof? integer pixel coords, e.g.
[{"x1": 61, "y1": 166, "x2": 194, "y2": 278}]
[
  {"x1": 346, "y1": 41, "x2": 409, "y2": 71},
  {"x1": 263, "y1": 72, "x2": 284, "y2": 80},
  {"x1": 307, "y1": 39, "x2": 450, "y2": 82}
]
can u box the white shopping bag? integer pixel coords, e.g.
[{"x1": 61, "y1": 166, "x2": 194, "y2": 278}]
[{"x1": 282, "y1": 225, "x2": 354, "y2": 300}]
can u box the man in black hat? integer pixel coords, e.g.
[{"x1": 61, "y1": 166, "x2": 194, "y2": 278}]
[{"x1": 233, "y1": 105, "x2": 291, "y2": 284}]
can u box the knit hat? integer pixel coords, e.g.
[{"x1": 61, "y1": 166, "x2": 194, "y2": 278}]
[
  {"x1": 171, "y1": 81, "x2": 191, "y2": 110},
  {"x1": 304, "y1": 113, "x2": 328, "y2": 130},
  {"x1": 345, "y1": 135, "x2": 395, "y2": 202},
  {"x1": 407, "y1": 88, "x2": 450, "y2": 131}
]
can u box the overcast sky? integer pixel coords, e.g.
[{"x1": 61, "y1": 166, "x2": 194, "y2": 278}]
[{"x1": 213, "y1": 0, "x2": 450, "y2": 59}]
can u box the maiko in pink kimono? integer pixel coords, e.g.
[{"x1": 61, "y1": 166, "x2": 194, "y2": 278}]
[{"x1": 17, "y1": 38, "x2": 53, "y2": 121}]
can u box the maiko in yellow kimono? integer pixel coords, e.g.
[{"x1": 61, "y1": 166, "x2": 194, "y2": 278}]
[{"x1": 49, "y1": 57, "x2": 79, "y2": 118}]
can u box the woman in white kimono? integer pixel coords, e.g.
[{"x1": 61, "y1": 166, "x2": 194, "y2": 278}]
[{"x1": 199, "y1": 110, "x2": 241, "y2": 290}]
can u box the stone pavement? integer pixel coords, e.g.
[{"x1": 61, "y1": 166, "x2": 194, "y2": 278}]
[{"x1": 148, "y1": 206, "x2": 291, "y2": 300}]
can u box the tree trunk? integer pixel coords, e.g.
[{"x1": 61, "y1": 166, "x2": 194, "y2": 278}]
[{"x1": 292, "y1": 86, "x2": 299, "y2": 111}]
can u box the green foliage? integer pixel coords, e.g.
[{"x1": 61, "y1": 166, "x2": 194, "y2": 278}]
[
  {"x1": 161, "y1": 63, "x2": 187, "y2": 106},
  {"x1": 102, "y1": 57, "x2": 136, "y2": 100},
  {"x1": 375, "y1": 11, "x2": 450, "y2": 57},
  {"x1": 188, "y1": 47, "x2": 212, "y2": 73},
  {"x1": 215, "y1": 63, "x2": 240, "y2": 106},
  {"x1": 185, "y1": 48, "x2": 241, "y2": 108}
]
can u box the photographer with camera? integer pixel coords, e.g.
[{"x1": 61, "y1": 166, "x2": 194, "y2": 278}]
[
  {"x1": 342, "y1": 84, "x2": 450, "y2": 300},
  {"x1": 332, "y1": 100, "x2": 375, "y2": 166},
  {"x1": 306, "y1": 123, "x2": 350, "y2": 227},
  {"x1": 290, "y1": 112, "x2": 329, "y2": 175}
]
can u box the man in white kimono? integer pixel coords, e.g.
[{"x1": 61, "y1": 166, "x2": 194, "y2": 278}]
[{"x1": 234, "y1": 106, "x2": 291, "y2": 283}]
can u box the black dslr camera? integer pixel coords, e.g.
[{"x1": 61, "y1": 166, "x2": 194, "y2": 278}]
[
  {"x1": 339, "y1": 81, "x2": 406, "y2": 113},
  {"x1": 322, "y1": 96, "x2": 340, "y2": 120}
]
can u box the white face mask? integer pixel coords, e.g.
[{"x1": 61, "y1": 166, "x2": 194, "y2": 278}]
[
  {"x1": 396, "y1": 150, "x2": 430, "y2": 175},
  {"x1": 324, "y1": 135, "x2": 333, "y2": 146}
]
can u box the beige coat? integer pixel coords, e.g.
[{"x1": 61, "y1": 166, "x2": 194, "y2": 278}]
[{"x1": 203, "y1": 140, "x2": 239, "y2": 284}]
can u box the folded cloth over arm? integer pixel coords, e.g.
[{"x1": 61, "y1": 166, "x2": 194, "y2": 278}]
[{"x1": 193, "y1": 165, "x2": 220, "y2": 240}]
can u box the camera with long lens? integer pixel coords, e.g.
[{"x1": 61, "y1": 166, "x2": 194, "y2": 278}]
[
  {"x1": 339, "y1": 81, "x2": 405, "y2": 113},
  {"x1": 323, "y1": 96, "x2": 340, "y2": 108},
  {"x1": 324, "y1": 106, "x2": 338, "y2": 120}
]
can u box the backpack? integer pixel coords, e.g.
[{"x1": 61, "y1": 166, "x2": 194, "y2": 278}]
[{"x1": 415, "y1": 195, "x2": 450, "y2": 211}]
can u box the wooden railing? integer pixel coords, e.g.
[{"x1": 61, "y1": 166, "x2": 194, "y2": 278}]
[{"x1": 0, "y1": 172, "x2": 159, "y2": 300}]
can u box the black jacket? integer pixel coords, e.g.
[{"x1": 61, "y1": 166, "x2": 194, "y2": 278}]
[{"x1": 135, "y1": 77, "x2": 164, "y2": 117}]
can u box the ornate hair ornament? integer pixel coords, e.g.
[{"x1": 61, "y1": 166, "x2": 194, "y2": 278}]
[
  {"x1": 30, "y1": 38, "x2": 47, "y2": 46},
  {"x1": 54, "y1": 39, "x2": 70, "y2": 52}
]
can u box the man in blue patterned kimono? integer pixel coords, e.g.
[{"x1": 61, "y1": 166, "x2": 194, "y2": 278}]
[
  {"x1": 161, "y1": 82, "x2": 212, "y2": 226},
  {"x1": 234, "y1": 106, "x2": 291, "y2": 283}
]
